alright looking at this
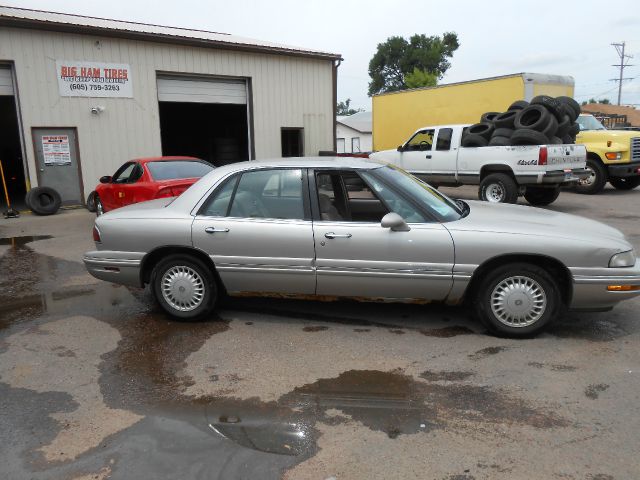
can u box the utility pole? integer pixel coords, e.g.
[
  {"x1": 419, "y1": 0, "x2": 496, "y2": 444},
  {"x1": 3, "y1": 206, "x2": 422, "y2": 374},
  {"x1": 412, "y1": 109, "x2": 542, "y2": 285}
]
[{"x1": 610, "y1": 41, "x2": 634, "y2": 105}]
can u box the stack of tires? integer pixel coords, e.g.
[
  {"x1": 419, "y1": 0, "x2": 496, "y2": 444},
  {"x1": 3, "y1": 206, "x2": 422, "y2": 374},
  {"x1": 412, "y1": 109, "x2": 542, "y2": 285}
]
[{"x1": 462, "y1": 96, "x2": 581, "y2": 148}]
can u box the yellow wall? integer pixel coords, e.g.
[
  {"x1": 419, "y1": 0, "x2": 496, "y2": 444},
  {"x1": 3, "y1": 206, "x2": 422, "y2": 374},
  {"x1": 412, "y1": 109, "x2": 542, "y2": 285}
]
[{"x1": 372, "y1": 75, "x2": 574, "y2": 151}]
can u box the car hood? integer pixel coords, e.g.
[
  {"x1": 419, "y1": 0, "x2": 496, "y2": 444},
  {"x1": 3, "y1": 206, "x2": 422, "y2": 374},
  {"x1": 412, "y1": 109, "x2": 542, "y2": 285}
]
[{"x1": 448, "y1": 200, "x2": 630, "y2": 249}]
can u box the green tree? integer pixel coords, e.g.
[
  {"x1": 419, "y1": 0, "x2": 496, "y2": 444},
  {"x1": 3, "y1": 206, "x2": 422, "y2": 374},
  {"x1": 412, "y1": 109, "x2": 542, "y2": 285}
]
[
  {"x1": 404, "y1": 67, "x2": 438, "y2": 89},
  {"x1": 598, "y1": 98, "x2": 611, "y2": 104},
  {"x1": 337, "y1": 98, "x2": 363, "y2": 116},
  {"x1": 368, "y1": 32, "x2": 459, "y2": 96}
]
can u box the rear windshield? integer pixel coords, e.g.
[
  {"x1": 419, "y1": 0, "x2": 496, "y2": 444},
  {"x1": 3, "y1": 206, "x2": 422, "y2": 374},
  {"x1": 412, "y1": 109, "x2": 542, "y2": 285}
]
[{"x1": 147, "y1": 161, "x2": 214, "y2": 181}]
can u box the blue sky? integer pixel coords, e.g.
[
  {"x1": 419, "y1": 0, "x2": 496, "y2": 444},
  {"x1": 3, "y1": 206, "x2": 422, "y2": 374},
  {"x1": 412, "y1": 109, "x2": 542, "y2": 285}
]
[{"x1": 6, "y1": 0, "x2": 640, "y2": 111}]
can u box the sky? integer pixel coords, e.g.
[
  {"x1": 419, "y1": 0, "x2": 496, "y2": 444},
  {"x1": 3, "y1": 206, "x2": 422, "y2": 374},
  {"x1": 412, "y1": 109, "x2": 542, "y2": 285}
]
[{"x1": 5, "y1": 0, "x2": 640, "y2": 111}]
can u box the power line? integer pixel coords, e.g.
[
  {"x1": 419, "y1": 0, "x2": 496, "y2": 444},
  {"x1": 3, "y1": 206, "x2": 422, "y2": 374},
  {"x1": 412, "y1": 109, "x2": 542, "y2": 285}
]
[{"x1": 610, "y1": 41, "x2": 634, "y2": 105}]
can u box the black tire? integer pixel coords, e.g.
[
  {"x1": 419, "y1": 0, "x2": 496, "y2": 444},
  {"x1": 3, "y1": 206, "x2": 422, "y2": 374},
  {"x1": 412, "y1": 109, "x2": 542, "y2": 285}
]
[
  {"x1": 461, "y1": 133, "x2": 489, "y2": 147},
  {"x1": 568, "y1": 122, "x2": 580, "y2": 136},
  {"x1": 493, "y1": 127, "x2": 514, "y2": 138},
  {"x1": 467, "y1": 122, "x2": 494, "y2": 140},
  {"x1": 549, "y1": 136, "x2": 563, "y2": 145},
  {"x1": 478, "y1": 173, "x2": 518, "y2": 203},
  {"x1": 493, "y1": 111, "x2": 517, "y2": 129},
  {"x1": 556, "y1": 96, "x2": 581, "y2": 121},
  {"x1": 531, "y1": 95, "x2": 564, "y2": 121},
  {"x1": 514, "y1": 105, "x2": 552, "y2": 132},
  {"x1": 508, "y1": 100, "x2": 529, "y2": 112},
  {"x1": 511, "y1": 129, "x2": 549, "y2": 146},
  {"x1": 575, "y1": 158, "x2": 607, "y2": 194},
  {"x1": 524, "y1": 186, "x2": 560, "y2": 206},
  {"x1": 561, "y1": 134, "x2": 574, "y2": 144},
  {"x1": 25, "y1": 187, "x2": 61, "y2": 216},
  {"x1": 488, "y1": 136, "x2": 511, "y2": 146},
  {"x1": 95, "y1": 195, "x2": 105, "y2": 216},
  {"x1": 542, "y1": 114, "x2": 558, "y2": 138},
  {"x1": 481, "y1": 112, "x2": 501, "y2": 123},
  {"x1": 473, "y1": 262, "x2": 563, "y2": 338},
  {"x1": 609, "y1": 176, "x2": 640, "y2": 190},
  {"x1": 556, "y1": 115, "x2": 571, "y2": 136},
  {"x1": 151, "y1": 254, "x2": 218, "y2": 321},
  {"x1": 86, "y1": 191, "x2": 97, "y2": 212}
]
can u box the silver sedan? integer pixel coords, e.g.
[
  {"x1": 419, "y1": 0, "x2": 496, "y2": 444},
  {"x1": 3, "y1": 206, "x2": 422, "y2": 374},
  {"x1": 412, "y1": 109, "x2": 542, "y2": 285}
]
[{"x1": 84, "y1": 158, "x2": 640, "y2": 337}]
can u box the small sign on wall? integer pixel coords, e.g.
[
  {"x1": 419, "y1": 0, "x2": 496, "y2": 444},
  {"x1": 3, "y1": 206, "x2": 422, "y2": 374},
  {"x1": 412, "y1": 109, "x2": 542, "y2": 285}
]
[
  {"x1": 42, "y1": 135, "x2": 71, "y2": 165},
  {"x1": 56, "y1": 61, "x2": 133, "y2": 98}
]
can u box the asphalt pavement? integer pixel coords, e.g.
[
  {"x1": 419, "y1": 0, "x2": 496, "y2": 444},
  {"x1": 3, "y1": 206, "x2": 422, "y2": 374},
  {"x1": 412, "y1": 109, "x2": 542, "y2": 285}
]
[{"x1": 1, "y1": 185, "x2": 639, "y2": 480}]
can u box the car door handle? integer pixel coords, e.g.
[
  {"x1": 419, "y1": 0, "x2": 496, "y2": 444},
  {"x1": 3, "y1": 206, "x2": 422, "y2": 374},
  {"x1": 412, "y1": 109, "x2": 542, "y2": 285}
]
[
  {"x1": 324, "y1": 232, "x2": 352, "y2": 239},
  {"x1": 425, "y1": 154, "x2": 432, "y2": 159},
  {"x1": 205, "y1": 227, "x2": 230, "y2": 234}
]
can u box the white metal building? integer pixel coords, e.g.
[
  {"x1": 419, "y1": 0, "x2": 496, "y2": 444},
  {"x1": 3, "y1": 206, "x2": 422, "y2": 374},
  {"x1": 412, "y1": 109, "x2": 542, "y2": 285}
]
[
  {"x1": 0, "y1": 6, "x2": 341, "y2": 206},
  {"x1": 336, "y1": 111, "x2": 372, "y2": 154}
]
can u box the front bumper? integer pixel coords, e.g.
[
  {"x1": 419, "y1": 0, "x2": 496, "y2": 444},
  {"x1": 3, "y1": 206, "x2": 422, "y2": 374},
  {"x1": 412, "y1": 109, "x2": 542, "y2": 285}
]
[
  {"x1": 83, "y1": 250, "x2": 145, "y2": 287},
  {"x1": 570, "y1": 260, "x2": 640, "y2": 310},
  {"x1": 607, "y1": 160, "x2": 640, "y2": 178}
]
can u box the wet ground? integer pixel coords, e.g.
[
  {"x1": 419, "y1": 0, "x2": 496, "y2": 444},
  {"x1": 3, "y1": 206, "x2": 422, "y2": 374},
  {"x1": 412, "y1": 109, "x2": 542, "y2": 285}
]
[{"x1": 1, "y1": 186, "x2": 640, "y2": 479}]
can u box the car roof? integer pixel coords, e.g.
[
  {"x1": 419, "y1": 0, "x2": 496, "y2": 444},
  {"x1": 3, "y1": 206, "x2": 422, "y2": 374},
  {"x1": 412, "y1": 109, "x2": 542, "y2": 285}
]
[{"x1": 213, "y1": 156, "x2": 380, "y2": 171}]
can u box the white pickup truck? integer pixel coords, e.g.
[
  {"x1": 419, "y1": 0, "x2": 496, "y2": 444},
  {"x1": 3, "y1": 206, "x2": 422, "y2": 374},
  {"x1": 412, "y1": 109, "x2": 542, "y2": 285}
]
[{"x1": 369, "y1": 124, "x2": 589, "y2": 205}]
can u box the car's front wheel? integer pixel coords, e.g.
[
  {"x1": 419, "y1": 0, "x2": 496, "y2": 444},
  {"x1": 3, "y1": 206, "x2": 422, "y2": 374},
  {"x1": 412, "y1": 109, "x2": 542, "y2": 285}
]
[
  {"x1": 474, "y1": 262, "x2": 563, "y2": 337},
  {"x1": 151, "y1": 254, "x2": 217, "y2": 320}
]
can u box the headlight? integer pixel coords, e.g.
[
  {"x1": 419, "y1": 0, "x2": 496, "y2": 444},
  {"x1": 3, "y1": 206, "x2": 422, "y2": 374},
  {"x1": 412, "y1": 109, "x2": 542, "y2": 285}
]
[{"x1": 609, "y1": 250, "x2": 636, "y2": 267}]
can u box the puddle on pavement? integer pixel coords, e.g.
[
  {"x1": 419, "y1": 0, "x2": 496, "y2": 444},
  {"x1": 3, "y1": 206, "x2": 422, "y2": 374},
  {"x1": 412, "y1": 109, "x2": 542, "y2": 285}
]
[
  {"x1": 421, "y1": 326, "x2": 474, "y2": 338},
  {"x1": 0, "y1": 235, "x2": 53, "y2": 247}
]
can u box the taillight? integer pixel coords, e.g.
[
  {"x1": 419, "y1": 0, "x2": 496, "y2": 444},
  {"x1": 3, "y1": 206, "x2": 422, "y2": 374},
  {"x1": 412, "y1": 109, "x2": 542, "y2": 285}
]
[
  {"x1": 538, "y1": 146, "x2": 548, "y2": 165},
  {"x1": 156, "y1": 187, "x2": 175, "y2": 199},
  {"x1": 93, "y1": 225, "x2": 101, "y2": 243}
]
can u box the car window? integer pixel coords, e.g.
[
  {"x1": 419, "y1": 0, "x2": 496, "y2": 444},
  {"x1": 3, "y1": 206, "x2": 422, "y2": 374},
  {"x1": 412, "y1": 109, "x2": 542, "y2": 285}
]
[
  {"x1": 315, "y1": 171, "x2": 389, "y2": 222},
  {"x1": 112, "y1": 163, "x2": 136, "y2": 184},
  {"x1": 147, "y1": 160, "x2": 213, "y2": 181},
  {"x1": 436, "y1": 128, "x2": 453, "y2": 151},
  {"x1": 405, "y1": 130, "x2": 434, "y2": 151},
  {"x1": 199, "y1": 174, "x2": 239, "y2": 217},
  {"x1": 359, "y1": 171, "x2": 427, "y2": 223},
  {"x1": 229, "y1": 169, "x2": 304, "y2": 219}
]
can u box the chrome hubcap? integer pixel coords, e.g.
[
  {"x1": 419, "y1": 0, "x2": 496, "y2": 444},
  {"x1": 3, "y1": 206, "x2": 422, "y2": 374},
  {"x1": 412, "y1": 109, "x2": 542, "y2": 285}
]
[
  {"x1": 161, "y1": 265, "x2": 205, "y2": 312},
  {"x1": 490, "y1": 276, "x2": 547, "y2": 327},
  {"x1": 486, "y1": 183, "x2": 505, "y2": 202},
  {"x1": 580, "y1": 167, "x2": 595, "y2": 186},
  {"x1": 96, "y1": 200, "x2": 104, "y2": 216}
]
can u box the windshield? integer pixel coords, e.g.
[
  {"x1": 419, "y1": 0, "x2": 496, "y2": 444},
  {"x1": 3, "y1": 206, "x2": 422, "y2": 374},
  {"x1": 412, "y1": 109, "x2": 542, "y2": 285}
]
[
  {"x1": 577, "y1": 115, "x2": 606, "y2": 131},
  {"x1": 147, "y1": 160, "x2": 214, "y2": 181},
  {"x1": 363, "y1": 165, "x2": 463, "y2": 222}
]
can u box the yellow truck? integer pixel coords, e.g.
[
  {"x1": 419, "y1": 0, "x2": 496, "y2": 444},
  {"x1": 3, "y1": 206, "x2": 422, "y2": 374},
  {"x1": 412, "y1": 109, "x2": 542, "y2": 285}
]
[
  {"x1": 372, "y1": 73, "x2": 575, "y2": 151},
  {"x1": 574, "y1": 114, "x2": 640, "y2": 193}
]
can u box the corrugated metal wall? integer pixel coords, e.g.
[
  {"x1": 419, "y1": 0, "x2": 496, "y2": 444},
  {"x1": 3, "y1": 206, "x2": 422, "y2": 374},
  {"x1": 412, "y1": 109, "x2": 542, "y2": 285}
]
[{"x1": 0, "y1": 26, "x2": 334, "y2": 199}]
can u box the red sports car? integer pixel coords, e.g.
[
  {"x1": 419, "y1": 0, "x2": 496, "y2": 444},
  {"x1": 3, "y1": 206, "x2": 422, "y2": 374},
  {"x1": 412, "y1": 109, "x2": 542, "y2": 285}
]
[{"x1": 92, "y1": 156, "x2": 214, "y2": 215}]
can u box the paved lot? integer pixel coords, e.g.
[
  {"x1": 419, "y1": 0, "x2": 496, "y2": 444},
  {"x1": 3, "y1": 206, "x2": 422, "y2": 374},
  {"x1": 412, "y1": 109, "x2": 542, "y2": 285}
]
[{"x1": 1, "y1": 186, "x2": 639, "y2": 480}]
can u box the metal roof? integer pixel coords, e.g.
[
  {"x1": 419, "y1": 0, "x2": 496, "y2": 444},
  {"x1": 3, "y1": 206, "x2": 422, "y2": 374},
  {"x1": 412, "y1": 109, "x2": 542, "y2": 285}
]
[
  {"x1": 337, "y1": 111, "x2": 372, "y2": 133},
  {"x1": 0, "y1": 5, "x2": 342, "y2": 61}
]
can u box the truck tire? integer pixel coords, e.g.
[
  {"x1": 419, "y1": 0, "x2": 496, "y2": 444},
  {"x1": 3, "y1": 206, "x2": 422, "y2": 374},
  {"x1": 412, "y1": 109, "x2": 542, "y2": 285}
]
[
  {"x1": 493, "y1": 111, "x2": 517, "y2": 129},
  {"x1": 524, "y1": 186, "x2": 560, "y2": 206},
  {"x1": 575, "y1": 158, "x2": 607, "y2": 194},
  {"x1": 561, "y1": 134, "x2": 574, "y2": 144},
  {"x1": 25, "y1": 187, "x2": 62, "y2": 216},
  {"x1": 462, "y1": 133, "x2": 489, "y2": 147},
  {"x1": 556, "y1": 96, "x2": 581, "y2": 121},
  {"x1": 568, "y1": 122, "x2": 580, "y2": 136},
  {"x1": 542, "y1": 114, "x2": 558, "y2": 138},
  {"x1": 609, "y1": 176, "x2": 640, "y2": 190},
  {"x1": 531, "y1": 95, "x2": 564, "y2": 121},
  {"x1": 549, "y1": 136, "x2": 563, "y2": 145},
  {"x1": 508, "y1": 100, "x2": 529, "y2": 112},
  {"x1": 556, "y1": 115, "x2": 571, "y2": 136},
  {"x1": 479, "y1": 173, "x2": 518, "y2": 203},
  {"x1": 514, "y1": 105, "x2": 552, "y2": 132},
  {"x1": 511, "y1": 129, "x2": 549, "y2": 146},
  {"x1": 467, "y1": 122, "x2": 494, "y2": 140},
  {"x1": 493, "y1": 127, "x2": 514, "y2": 138},
  {"x1": 488, "y1": 136, "x2": 511, "y2": 146},
  {"x1": 481, "y1": 112, "x2": 501, "y2": 123}
]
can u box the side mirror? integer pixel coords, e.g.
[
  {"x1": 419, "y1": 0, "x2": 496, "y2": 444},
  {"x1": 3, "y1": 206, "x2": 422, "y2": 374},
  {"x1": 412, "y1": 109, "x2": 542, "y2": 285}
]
[
  {"x1": 99, "y1": 175, "x2": 112, "y2": 184},
  {"x1": 397, "y1": 145, "x2": 404, "y2": 152},
  {"x1": 381, "y1": 212, "x2": 410, "y2": 232}
]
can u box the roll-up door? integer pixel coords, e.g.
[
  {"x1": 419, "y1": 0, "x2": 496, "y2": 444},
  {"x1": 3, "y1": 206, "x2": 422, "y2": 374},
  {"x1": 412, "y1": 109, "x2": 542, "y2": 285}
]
[
  {"x1": 0, "y1": 66, "x2": 14, "y2": 96},
  {"x1": 157, "y1": 76, "x2": 247, "y2": 104}
]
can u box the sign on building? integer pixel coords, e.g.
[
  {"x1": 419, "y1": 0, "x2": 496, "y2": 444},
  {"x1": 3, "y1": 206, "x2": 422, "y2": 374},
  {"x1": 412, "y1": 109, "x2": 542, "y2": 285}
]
[
  {"x1": 42, "y1": 135, "x2": 71, "y2": 165},
  {"x1": 56, "y1": 61, "x2": 133, "y2": 98}
]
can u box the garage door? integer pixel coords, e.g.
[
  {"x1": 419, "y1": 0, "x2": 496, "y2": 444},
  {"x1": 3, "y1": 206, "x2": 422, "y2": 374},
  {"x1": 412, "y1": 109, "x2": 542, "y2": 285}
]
[
  {"x1": 0, "y1": 66, "x2": 14, "y2": 96},
  {"x1": 157, "y1": 76, "x2": 247, "y2": 104}
]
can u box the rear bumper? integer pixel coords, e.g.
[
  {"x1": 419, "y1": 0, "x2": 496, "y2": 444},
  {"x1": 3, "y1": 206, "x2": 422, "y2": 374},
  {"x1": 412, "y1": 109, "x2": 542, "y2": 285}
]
[
  {"x1": 518, "y1": 168, "x2": 590, "y2": 185},
  {"x1": 570, "y1": 261, "x2": 640, "y2": 309},
  {"x1": 83, "y1": 250, "x2": 144, "y2": 287},
  {"x1": 607, "y1": 161, "x2": 640, "y2": 178}
]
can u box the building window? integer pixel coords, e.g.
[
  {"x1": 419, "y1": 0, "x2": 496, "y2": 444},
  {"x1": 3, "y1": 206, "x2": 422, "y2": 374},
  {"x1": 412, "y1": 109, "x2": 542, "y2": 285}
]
[
  {"x1": 337, "y1": 138, "x2": 345, "y2": 153},
  {"x1": 351, "y1": 137, "x2": 361, "y2": 153},
  {"x1": 281, "y1": 128, "x2": 304, "y2": 157}
]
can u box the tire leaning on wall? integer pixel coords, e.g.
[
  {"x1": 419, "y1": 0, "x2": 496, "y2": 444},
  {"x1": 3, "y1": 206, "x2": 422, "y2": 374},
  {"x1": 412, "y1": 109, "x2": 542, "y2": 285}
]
[{"x1": 25, "y1": 186, "x2": 62, "y2": 216}]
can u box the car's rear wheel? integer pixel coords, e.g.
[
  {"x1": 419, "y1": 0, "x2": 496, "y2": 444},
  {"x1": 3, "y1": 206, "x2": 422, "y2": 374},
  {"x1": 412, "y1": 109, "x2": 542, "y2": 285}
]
[
  {"x1": 478, "y1": 173, "x2": 518, "y2": 203},
  {"x1": 95, "y1": 195, "x2": 104, "y2": 216},
  {"x1": 523, "y1": 186, "x2": 560, "y2": 206},
  {"x1": 474, "y1": 262, "x2": 562, "y2": 337},
  {"x1": 151, "y1": 254, "x2": 217, "y2": 320},
  {"x1": 609, "y1": 176, "x2": 640, "y2": 190}
]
